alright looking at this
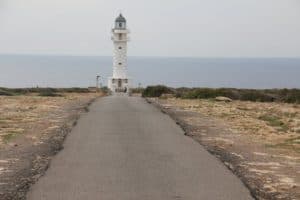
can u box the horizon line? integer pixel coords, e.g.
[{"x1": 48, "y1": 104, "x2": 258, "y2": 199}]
[{"x1": 0, "y1": 53, "x2": 300, "y2": 59}]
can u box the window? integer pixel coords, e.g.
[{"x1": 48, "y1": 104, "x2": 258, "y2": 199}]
[
  {"x1": 119, "y1": 46, "x2": 122, "y2": 49},
  {"x1": 119, "y1": 63, "x2": 122, "y2": 65},
  {"x1": 118, "y1": 34, "x2": 122, "y2": 40},
  {"x1": 119, "y1": 23, "x2": 122, "y2": 28}
]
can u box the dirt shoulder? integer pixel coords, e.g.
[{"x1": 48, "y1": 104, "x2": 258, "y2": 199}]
[
  {"x1": 0, "y1": 92, "x2": 101, "y2": 200},
  {"x1": 148, "y1": 98, "x2": 300, "y2": 200}
]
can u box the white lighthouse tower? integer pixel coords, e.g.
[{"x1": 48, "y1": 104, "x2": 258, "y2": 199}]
[{"x1": 108, "y1": 14, "x2": 130, "y2": 93}]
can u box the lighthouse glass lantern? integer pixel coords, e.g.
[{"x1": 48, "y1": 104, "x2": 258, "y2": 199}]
[{"x1": 108, "y1": 14, "x2": 131, "y2": 94}]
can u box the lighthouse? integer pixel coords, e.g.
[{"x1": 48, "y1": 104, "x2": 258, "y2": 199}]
[{"x1": 108, "y1": 14, "x2": 130, "y2": 93}]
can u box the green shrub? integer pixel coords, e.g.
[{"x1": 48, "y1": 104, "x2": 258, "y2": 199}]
[
  {"x1": 174, "y1": 87, "x2": 300, "y2": 103},
  {"x1": 62, "y1": 88, "x2": 90, "y2": 93},
  {"x1": 38, "y1": 88, "x2": 62, "y2": 97},
  {"x1": 179, "y1": 88, "x2": 236, "y2": 99},
  {"x1": 0, "y1": 88, "x2": 15, "y2": 96},
  {"x1": 0, "y1": 87, "x2": 93, "y2": 96},
  {"x1": 259, "y1": 114, "x2": 284, "y2": 126},
  {"x1": 238, "y1": 90, "x2": 275, "y2": 102},
  {"x1": 38, "y1": 92, "x2": 62, "y2": 97},
  {"x1": 258, "y1": 114, "x2": 289, "y2": 132},
  {"x1": 278, "y1": 89, "x2": 300, "y2": 103},
  {"x1": 142, "y1": 85, "x2": 174, "y2": 97},
  {"x1": 100, "y1": 86, "x2": 109, "y2": 94},
  {"x1": 131, "y1": 87, "x2": 145, "y2": 94}
]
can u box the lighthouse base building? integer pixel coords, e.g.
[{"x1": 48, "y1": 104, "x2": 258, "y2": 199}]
[
  {"x1": 108, "y1": 77, "x2": 130, "y2": 93},
  {"x1": 108, "y1": 14, "x2": 131, "y2": 94}
]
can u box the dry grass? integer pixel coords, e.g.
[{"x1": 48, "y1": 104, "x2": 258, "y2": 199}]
[
  {"x1": 164, "y1": 98, "x2": 300, "y2": 151},
  {"x1": 0, "y1": 93, "x2": 99, "y2": 145}
]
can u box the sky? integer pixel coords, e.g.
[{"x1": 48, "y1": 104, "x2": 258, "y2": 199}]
[{"x1": 0, "y1": 0, "x2": 300, "y2": 57}]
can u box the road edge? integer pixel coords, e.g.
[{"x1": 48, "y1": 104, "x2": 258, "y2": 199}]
[
  {"x1": 145, "y1": 98, "x2": 259, "y2": 200},
  {"x1": 1, "y1": 97, "x2": 99, "y2": 200}
]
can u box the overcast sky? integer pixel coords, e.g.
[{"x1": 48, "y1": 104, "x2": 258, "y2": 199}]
[{"x1": 0, "y1": 0, "x2": 300, "y2": 57}]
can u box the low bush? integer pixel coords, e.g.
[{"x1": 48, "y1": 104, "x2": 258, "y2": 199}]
[
  {"x1": 62, "y1": 88, "x2": 90, "y2": 93},
  {"x1": 0, "y1": 87, "x2": 93, "y2": 96},
  {"x1": 142, "y1": 85, "x2": 174, "y2": 97},
  {"x1": 143, "y1": 85, "x2": 300, "y2": 104},
  {"x1": 0, "y1": 88, "x2": 15, "y2": 96},
  {"x1": 131, "y1": 87, "x2": 145, "y2": 94},
  {"x1": 38, "y1": 90, "x2": 62, "y2": 97},
  {"x1": 177, "y1": 88, "x2": 300, "y2": 103},
  {"x1": 238, "y1": 89, "x2": 276, "y2": 102},
  {"x1": 100, "y1": 86, "x2": 109, "y2": 94},
  {"x1": 258, "y1": 114, "x2": 288, "y2": 132},
  {"x1": 278, "y1": 89, "x2": 300, "y2": 104}
]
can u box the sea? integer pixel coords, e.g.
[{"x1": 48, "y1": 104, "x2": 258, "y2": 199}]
[{"x1": 0, "y1": 55, "x2": 299, "y2": 89}]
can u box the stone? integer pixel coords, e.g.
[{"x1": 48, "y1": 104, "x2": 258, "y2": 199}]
[{"x1": 215, "y1": 96, "x2": 233, "y2": 102}]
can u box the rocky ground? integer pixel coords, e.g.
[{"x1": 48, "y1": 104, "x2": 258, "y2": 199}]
[
  {"x1": 0, "y1": 92, "x2": 101, "y2": 200},
  {"x1": 149, "y1": 98, "x2": 300, "y2": 200}
]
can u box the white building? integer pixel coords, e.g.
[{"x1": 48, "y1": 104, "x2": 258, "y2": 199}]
[{"x1": 108, "y1": 14, "x2": 131, "y2": 93}]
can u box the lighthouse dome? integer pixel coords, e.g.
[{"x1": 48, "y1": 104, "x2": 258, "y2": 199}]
[{"x1": 115, "y1": 14, "x2": 126, "y2": 23}]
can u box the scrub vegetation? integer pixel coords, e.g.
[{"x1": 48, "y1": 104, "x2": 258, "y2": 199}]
[
  {"x1": 141, "y1": 85, "x2": 300, "y2": 104},
  {"x1": 141, "y1": 85, "x2": 173, "y2": 97},
  {"x1": 0, "y1": 87, "x2": 94, "y2": 97}
]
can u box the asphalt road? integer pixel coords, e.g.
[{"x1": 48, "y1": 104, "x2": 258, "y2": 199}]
[{"x1": 27, "y1": 96, "x2": 253, "y2": 200}]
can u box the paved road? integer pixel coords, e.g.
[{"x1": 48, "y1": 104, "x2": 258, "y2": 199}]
[{"x1": 27, "y1": 96, "x2": 253, "y2": 200}]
